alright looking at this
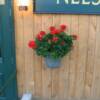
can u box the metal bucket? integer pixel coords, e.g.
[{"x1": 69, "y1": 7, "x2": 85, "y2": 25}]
[{"x1": 45, "y1": 56, "x2": 61, "y2": 68}]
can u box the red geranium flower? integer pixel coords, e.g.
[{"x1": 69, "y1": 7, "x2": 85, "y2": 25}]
[
  {"x1": 52, "y1": 37, "x2": 59, "y2": 42},
  {"x1": 39, "y1": 31, "x2": 46, "y2": 36},
  {"x1": 72, "y1": 34, "x2": 78, "y2": 40},
  {"x1": 60, "y1": 24, "x2": 67, "y2": 31},
  {"x1": 51, "y1": 29, "x2": 60, "y2": 35},
  {"x1": 37, "y1": 34, "x2": 43, "y2": 41},
  {"x1": 28, "y1": 40, "x2": 37, "y2": 49},
  {"x1": 37, "y1": 31, "x2": 46, "y2": 41},
  {"x1": 49, "y1": 26, "x2": 55, "y2": 31}
]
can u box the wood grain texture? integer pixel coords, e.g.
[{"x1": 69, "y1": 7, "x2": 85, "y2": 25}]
[
  {"x1": 14, "y1": 0, "x2": 25, "y2": 96},
  {"x1": 14, "y1": 0, "x2": 100, "y2": 99},
  {"x1": 68, "y1": 15, "x2": 79, "y2": 100},
  {"x1": 33, "y1": 14, "x2": 42, "y2": 97}
]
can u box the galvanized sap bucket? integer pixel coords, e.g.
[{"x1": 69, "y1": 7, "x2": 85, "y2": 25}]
[{"x1": 45, "y1": 55, "x2": 61, "y2": 68}]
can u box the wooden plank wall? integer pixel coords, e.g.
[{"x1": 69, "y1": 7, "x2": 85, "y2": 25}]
[{"x1": 14, "y1": 0, "x2": 100, "y2": 100}]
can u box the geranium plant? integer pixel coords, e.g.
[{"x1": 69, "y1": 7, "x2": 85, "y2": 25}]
[{"x1": 28, "y1": 25, "x2": 78, "y2": 68}]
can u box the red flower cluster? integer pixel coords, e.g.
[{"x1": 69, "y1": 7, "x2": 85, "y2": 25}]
[
  {"x1": 35, "y1": 25, "x2": 68, "y2": 42},
  {"x1": 28, "y1": 25, "x2": 78, "y2": 49},
  {"x1": 37, "y1": 31, "x2": 46, "y2": 41},
  {"x1": 60, "y1": 24, "x2": 67, "y2": 31},
  {"x1": 40, "y1": 31, "x2": 46, "y2": 36},
  {"x1": 49, "y1": 26, "x2": 55, "y2": 31},
  {"x1": 28, "y1": 40, "x2": 37, "y2": 49},
  {"x1": 28, "y1": 24, "x2": 78, "y2": 60},
  {"x1": 51, "y1": 29, "x2": 60, "y2": 35},
  {"x1": 49, "y1": 24, "x2": 67, "y2": 35}
]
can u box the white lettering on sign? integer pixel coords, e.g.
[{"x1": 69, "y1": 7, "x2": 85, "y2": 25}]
[
  {"x1": 0, "y1": 0, "x2": 5, "y2": 5},
  {"x1": 92, "y1": 0, "x2": 100, "y2": 5},
  {"x1": 56, "y1": 0, "x2": 100, "y2": 5},
  {"x1": 57, "y1": 0, "x2": 60, "y2": 4},
  {"x1": 72, "y1": 0, "x2": 79, "y2": 4},
  {"x1": 64, "y1": 0, "x2": 68, "y2": 4},
  {"x1": 82, "y1": 0, "x2": 90, "y2": 5}
]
